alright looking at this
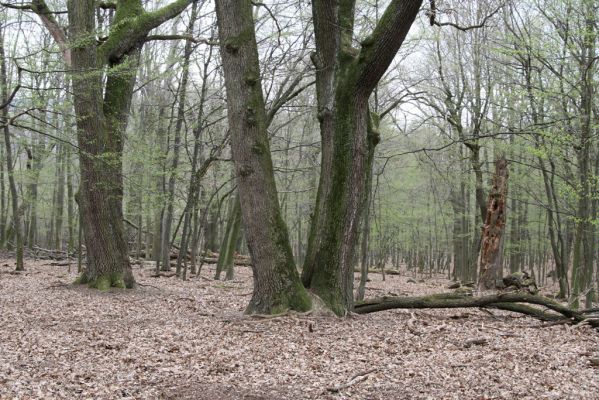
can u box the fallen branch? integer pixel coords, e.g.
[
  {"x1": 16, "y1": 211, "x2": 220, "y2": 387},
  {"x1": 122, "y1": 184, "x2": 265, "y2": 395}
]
[
  {"x1": 326, "y1": 369, "x2": 377, "y2": 393},
  {"x1": 131, "y1": 249, "x2": 252, "y2": 266},
  {"x1": 353, "y1": 292, "x2": 597, "y2": 327},
  {"x1": 136, "y1": 282, "x2": 161, "y2": 289}
]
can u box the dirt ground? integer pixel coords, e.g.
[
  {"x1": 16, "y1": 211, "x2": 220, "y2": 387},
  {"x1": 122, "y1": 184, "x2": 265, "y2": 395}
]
[{"x1": 1, "y1": 257, "x2": 598, "y2": 400}]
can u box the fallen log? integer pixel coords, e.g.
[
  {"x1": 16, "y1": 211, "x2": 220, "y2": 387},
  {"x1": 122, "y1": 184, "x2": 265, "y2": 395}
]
[
  {"x1": 130, "y1": 250, "x2": 252, "y2": 266},
  {"x1": 29, "y1": 246, "x2": 78, "y2": 261},
  {"x1": 353, "y1": 292, "x2": 597, "y2": 327}
]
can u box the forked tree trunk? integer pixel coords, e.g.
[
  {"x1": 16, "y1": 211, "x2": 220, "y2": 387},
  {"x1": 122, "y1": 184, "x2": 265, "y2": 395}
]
[
  {"x1": 68, "y1": 6, "x2": 133, "y2": 287},
  {"x1": 478, "y1": 156, "x2": 509, "y2": 291},
  {"x1": 65, "y1": 0, "x2": 194, "y2": 288},
  {"x1": 215, "y1": 0, "x2": 311, "y2": 314},
  {"x1": 302, "y1": 0, "x2": 423, "y2": 315}
]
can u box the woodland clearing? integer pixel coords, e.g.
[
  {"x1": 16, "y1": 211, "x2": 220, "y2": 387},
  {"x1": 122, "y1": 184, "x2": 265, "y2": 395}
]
[{"x1": 1, "y1": 258, "x2": 598, "y2": 400}]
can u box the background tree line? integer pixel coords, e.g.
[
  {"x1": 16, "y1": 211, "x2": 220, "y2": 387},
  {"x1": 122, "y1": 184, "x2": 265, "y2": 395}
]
[{"x1": 0, "y1": 0, "x2": 596, "y2": 312}]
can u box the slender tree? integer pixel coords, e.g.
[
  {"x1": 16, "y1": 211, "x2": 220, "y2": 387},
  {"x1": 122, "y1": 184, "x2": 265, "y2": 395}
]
[{"x1": 0, "y1": 22, "x2": 24, "y2": 271}]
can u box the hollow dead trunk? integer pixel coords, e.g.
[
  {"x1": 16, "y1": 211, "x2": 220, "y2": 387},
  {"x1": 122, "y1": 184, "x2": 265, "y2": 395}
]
[{"x1": 478, "y1": 156, "x2": 509, "y2": 291}]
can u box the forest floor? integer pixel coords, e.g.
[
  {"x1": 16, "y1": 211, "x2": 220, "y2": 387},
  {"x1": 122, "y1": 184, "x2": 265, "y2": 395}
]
[{"x1": 0, "y1": 257, "x2": 598, "y2": 400}]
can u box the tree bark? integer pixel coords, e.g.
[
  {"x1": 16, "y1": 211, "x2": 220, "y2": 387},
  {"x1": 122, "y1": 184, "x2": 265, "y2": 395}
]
[
  {"x1": 302, "y1": 0, "x2": 423, "y2": 315},
  {"x1": 215, "y1": 0, "x2": 311, "y2": 314},
  {"x1": 478, "y1": 156, "x2": 509, "y2": 291},
  {"x1": 64, "y1": 0, "x2": 194, "y2": 288},
  {"x1": 354, "y1": 292, "x2": 598, "y2": 327},
  {"x1": 68, "y1": 0, "x2": 133, "y2": 288},
  {"x1": 0, "y1": 26, "x2": 24, "y2": 271}
]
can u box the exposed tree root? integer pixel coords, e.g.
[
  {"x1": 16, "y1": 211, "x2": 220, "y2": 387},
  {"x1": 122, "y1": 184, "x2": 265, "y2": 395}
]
[{"x1": 354, "y1": 292, "x2": 598, "y2": 328}]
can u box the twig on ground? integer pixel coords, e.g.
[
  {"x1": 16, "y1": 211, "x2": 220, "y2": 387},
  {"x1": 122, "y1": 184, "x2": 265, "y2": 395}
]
[
  {"x1": 137, "y1": 282, "x2": 161, "y2": 289},
  {"x1": 326, "y1": 368, "x2": 377, "y2": 393}
]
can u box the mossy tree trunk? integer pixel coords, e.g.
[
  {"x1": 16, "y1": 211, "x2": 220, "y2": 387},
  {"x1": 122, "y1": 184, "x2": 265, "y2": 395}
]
[
  {"x1": 215, "y1": 0, "x2": 311, "y2": 314},
  {"x1": 56, "y1": 0, "x2": 194, "y2": 289},
  {"x1": 354, "y1": 292, "x2": 598, "y2": 328},
  {"x1": 302, "y1": 0, "x2": 423, "y2": 315}
]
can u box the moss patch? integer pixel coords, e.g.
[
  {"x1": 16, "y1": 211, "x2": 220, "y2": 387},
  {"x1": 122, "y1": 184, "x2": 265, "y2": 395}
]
[{"x1": 84, "y1": 273, "x2": 128, "y2": 290}]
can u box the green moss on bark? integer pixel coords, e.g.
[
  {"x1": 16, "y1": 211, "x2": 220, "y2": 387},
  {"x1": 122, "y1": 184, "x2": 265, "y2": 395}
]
[
  {"x1": 76, "y1": 272, "x2": 129, "y2": 290},
  {"x1": 74, "y1": 272, "x2": 89, "y2": 285},
  {"x1": 270, "y1": 282, "x2": 312, "y2": 315}
]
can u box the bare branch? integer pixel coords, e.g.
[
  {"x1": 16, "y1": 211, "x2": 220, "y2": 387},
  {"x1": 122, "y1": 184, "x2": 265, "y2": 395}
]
[
  {"x1": 144, "y1": 34, "x2": 218, "y2": 46},
  {"x1": 2, "y1": 0, "x2": 71, "y2": 65},
  {"x1": 0, "y1": 63, "x2": 21, "y2": 110},
  {"x1": 355, "y1": 0, "x2": 423, "y2": 97},
  {"x1": 432, "y1": 4, "x2": 503, "y2": 32}
]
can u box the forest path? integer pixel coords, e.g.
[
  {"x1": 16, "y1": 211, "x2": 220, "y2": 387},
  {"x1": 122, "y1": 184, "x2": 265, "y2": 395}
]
[{"x1": 1, "y1": 258, "x2": 598, "y2": 399}]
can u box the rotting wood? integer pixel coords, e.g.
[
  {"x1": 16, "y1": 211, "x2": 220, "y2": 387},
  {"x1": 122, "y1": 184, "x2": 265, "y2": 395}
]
[{"x1": 478, "y1": 156, "x2": 508, "y2": 291}]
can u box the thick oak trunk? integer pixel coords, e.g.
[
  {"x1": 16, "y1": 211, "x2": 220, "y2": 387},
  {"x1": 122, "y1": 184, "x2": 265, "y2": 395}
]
[
  {"x1": 66, "y1": 0, "x2": 194, "y2": 288},
  {"x1": 303, "y1": 0, "x2": 423, "y2": 315},
  {"x1": 67, "y1": 0, "x2": 133, "y2": 289},
  {"x1": 215, "y1": 0, "x2": 311, "y2": 314}
]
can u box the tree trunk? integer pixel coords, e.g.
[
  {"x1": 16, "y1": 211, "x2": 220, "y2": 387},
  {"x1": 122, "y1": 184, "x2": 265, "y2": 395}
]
[
  {"x1": 0, "y1": 133, "x2": 5, "y2": 247},
  {"x1": 68, "y1": 0, "x2": 134, "y2": 288},
  {"x1": 160, "y1": 1, "x2": 198, "y2": 272},
  {"x1": 66, "y1": 146, "x2": 75, "y2": 253},
  {"x1": 0, "y1": 26, "x2": 24, "y2": 271},
  {"x1": 357, "y1": 127, "x2": 377, "y2": 301},
  {"x1": 215, "y1": 194, "x2": 242, "y2": 281},
  {"x1": 54, "y1": 144, "x2": 66, "y2": 250},
  {"x1": 66, "y1": 0, "x2": 195, "y2": 288},
  {"x1": 450, "y1": 187, "x2": 467, "y2": 282},
  {"x1": 215, "y1": 0, "x2": 311, "y2": 314},
  {"x1": 478, "y1": 156, "x2": 509, "y2": 291},
  {"x1": 570, "y1": 6, "x2": 595, "y2": 309},
  {"x1": 177, "y1": 31, "x2": 214, "y2": 277},
  {"x1": 354, "y1": 292, "x2": 598, "y2": 328},
  {"x1": 302, "y1": 0, "x2": 423, "y2": 315}
]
